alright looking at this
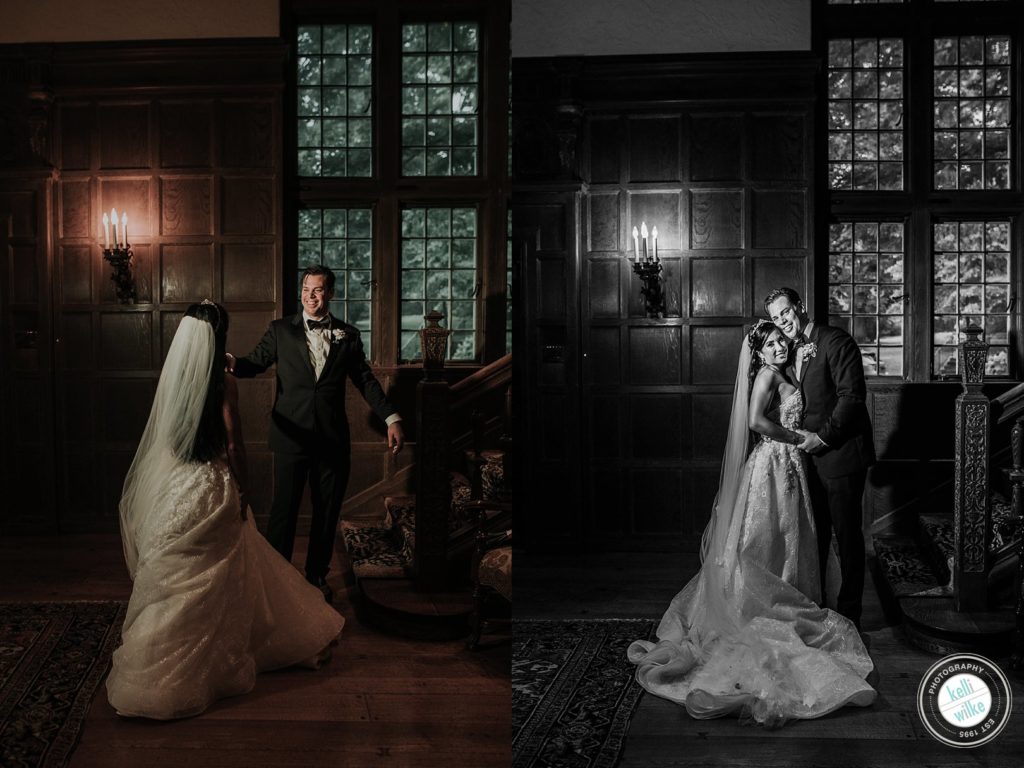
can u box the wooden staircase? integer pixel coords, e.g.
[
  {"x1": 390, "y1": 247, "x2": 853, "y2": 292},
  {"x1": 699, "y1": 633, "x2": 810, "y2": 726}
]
[
  {"x1": 339, "y1": 354, "x2": 512, "y2": 638},
  {"x1": 873, "y1": 327, "x2": 1024, "y2": 658}
]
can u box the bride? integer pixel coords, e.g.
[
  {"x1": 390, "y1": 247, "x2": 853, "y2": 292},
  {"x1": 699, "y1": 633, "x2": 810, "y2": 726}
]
[
  {"x1": 627, "y1": 320, "x2": 876, "y2": 727},
  {"x1": 106, "y1": 301, "x2": 344, "y2": 720}
]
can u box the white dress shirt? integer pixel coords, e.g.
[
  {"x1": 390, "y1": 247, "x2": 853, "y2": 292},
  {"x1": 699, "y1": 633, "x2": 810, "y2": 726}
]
[{"x1": 302, "y1": 311, "x2": 402, "y2": 426}]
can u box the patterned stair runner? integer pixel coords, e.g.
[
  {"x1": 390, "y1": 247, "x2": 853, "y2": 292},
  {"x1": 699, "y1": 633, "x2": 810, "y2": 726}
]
[{"x1": 341, "y1": 453, "x2": 506, "y2": 581}]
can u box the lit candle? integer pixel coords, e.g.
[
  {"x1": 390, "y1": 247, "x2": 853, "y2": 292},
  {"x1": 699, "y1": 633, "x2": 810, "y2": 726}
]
[
  {"x1": 652, "y1": 226, "x2": 658, "y2": 262},
  {"x1": 640, "y1": 222, "x2": 648, "y2": 262},
  {"x1": 102, "y1": 212, "x2": 110, "y2": 249},
  {"x1": 121, "y1": 211, "x2": 128, "y2": 246},
  {"x1": 111, "y1": 208, "x2": 119, "y2": 247},
  {"x1": 631, "y1": 226, "x2": 639, "y2": 260}
]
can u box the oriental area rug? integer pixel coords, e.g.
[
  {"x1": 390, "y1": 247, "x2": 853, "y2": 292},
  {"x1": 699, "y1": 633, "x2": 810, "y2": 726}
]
[
  {"x1": 513, "y1": 619, "x2": 656, "y2": 768},
  {"x1": 0, "y1": 601, "x2": 126, "y2": 768}
]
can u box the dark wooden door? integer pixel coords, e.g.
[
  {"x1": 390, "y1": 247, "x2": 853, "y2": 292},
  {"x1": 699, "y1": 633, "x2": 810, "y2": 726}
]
[
  {"x1": 0, "y1": 175, "x2": 58, "y2": 532},
  {"x1": 515, "y1": 191, "x2": 582, "y2": 548}
]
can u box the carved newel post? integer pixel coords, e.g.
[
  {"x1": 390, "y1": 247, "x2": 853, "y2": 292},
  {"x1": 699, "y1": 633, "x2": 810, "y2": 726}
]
[
  {"x1": 414, "y1": 311, "x2": 452, "y2": 591},
  {"x1": 954, "y1": 324, "x2": 990, "y2": 611}
]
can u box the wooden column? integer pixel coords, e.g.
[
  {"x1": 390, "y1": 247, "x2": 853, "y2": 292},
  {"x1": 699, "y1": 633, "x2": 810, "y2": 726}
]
[
  {"x1": 953, "y1": 325, "x2": 990, "y2": 611},
  {"x1": 415, "y1": 376, "x2": 451, "y2": 591}
]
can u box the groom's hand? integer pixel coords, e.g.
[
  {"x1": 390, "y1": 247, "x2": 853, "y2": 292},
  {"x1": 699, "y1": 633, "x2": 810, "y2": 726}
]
[
  {"x1": 387, "y1": 422, "x2": 405, "y2": 455},
  {"x1": 225, "y1": 352, "x2": 236, "y2": 374},
  {"x1": 797, "y1": 431, "x2": 827, "y2": 454}
]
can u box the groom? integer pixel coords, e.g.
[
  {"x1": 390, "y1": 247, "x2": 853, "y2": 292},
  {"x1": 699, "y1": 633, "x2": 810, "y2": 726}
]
[
  {"x1": 228, "y1": 265, "x2": 404, "y2": 601},
  {"x1": 765, "y1": 287, "x2": 875, "y2": 629}
]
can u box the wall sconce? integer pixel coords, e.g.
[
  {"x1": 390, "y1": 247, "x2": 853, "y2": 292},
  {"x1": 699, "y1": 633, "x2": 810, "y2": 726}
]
[
  {"x1": 419, "y1": 310, "x2": 451, "y2": 380},
  {"x1": 628, "y1": 221, "x2": 664, "y2": 318},
  {"x1": 101, "y1": 207, "x2": 136, "y2": 304}
]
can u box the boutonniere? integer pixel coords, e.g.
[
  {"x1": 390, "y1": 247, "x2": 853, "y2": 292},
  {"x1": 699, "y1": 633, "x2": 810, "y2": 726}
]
[
  {"x1": 798, "y1": 342, "x2": 817, "y2": 362},
  {"x1": 331, "y1": 328, "x2": 347, "y2": 344}
]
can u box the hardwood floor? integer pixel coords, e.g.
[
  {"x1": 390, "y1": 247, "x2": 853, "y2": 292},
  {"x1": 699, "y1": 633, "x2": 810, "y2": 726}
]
[
  {"x1": 0, "y1": 535, "x2": 510, "y2": 768},
  {"x1": 516, "y1": 551, "x2": 1024, "y2": 768}
]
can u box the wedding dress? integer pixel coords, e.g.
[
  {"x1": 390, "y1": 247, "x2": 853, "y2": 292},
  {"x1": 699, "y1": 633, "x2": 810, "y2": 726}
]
[
  {"x1": 106, "y1": 314, "x2": 344, "y2": 720},
  {"x1": 627, "y1": 341, "x2": 875, "y2": 727}
]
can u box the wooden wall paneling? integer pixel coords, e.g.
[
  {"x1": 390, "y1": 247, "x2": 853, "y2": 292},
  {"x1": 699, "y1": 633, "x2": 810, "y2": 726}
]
[
  {"x1": 516, "y1": 54, "x2": 817, "y2": 551},
  {"x1": 0, "y1": 43, "x2": 290, "y2": 533},
  {"x1": 627, "y1": 115, "x2": 680, "y2": 183},
  {"x1": 689, "y1": 113, "x2": 743, "y2": 182},
  {"x1": 99, "y1": 103, "x2": 150, "y2": 170},
  {"x1": 689, "y1": 189, "x2": 743, "y2": 251},
  {"x1": 60, "y1": 103, "x2": 93, "y2": 170},
  {"x1": 159, "y1": 100, "x2": 213, "y2": 169},
  {"x1": 160, "y1": 176, "x2": 213, "y2": 237}
]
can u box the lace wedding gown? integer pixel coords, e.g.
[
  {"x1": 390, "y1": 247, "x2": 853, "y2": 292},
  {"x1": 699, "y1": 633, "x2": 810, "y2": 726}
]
[
  {"x1": 628, "y1": 390, "x2": 875, "y2": 726},
  {"x1": 106, "y1": 460, "x2": 345, "y2": 720}
]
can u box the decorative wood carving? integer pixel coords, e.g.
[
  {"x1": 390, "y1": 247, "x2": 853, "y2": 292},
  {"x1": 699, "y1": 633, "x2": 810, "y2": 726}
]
[{"x1": 953, "y1": 393, "x2": 990, "y2": 610}]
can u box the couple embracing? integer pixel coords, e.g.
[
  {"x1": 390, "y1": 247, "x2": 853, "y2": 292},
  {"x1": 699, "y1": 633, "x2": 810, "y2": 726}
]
[{"x1": 628, "y1": 287, "x2": 878, "y2": 727}]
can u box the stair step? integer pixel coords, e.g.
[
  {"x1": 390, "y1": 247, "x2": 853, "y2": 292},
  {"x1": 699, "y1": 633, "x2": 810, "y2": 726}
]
[
  {"x1": 340, "y1": 520, "x2": 410, "y2": 579},
  {"x1": 873, "y1": 535, "x2": 950, "y2": 598}
]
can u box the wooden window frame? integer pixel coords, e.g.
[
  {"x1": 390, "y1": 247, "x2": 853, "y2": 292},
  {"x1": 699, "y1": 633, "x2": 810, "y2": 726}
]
[
  {"x1": 284, "y1": 0, "x2": 510, "y2": 370},
  {"x1": 813, "y1": 0, "x2": 1024, "y2": 382}
]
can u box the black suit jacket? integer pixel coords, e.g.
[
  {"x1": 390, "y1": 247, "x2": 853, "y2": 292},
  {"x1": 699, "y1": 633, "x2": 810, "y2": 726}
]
[
  {"x1": 797, "y1": 323, "x2": 875, "y2": 479},
  {"x1": 233, "y1": 313, "x2": 397, "y2": 456}
]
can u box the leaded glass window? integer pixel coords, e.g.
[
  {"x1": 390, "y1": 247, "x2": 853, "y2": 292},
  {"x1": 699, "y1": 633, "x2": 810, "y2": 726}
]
[
  {"x1": 828, "y1": 38, "x2": 905, "y2": 190},
  {"x1": 829, "y1": 222, "x2": 906, "y2": 376},
  {"x1": 297, "y1": 25, "x2": 373, "y2": 177},
  {"x1": 401, "y1": 22, "x2": 479, "y2": 176},
  {"x1": 400, "y1": 207, "x2": 477, "y2": 361},
  {"x1": 933, "y1": 220, "x2": 1011, "y2": 376},
  {"x1": 933, "y1": 36, "x2": 1011, "y2": 190},
  {"x1": 298, "y1": 208, "x2": 374, "y2": 353}
]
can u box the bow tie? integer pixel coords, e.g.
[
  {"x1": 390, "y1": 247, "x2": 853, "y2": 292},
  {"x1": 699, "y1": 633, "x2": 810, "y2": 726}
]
[
  {"x1": 306, "y1": 318, "x2": 330, "y2": 331},
  {"x1": 794, "y1": 334, "x2": 808, "y2": 346}
]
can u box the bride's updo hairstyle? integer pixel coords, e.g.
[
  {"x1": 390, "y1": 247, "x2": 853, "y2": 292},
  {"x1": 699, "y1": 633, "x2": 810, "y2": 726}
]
[
  {"x1": 746, "y1": 319, "x2": 778, "y2": 385},
  {"x1": 184, "y1": 301, "x2": 230, "y2": 462}
]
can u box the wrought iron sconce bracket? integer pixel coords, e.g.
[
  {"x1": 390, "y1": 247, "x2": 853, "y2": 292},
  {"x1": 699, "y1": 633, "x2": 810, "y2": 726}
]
[
  {"x1": 103, "y1": 246, "x2": 136, "y2": 304},
  {"x1": 632, "y1": 260, "x2": 665, "y2": 318}
]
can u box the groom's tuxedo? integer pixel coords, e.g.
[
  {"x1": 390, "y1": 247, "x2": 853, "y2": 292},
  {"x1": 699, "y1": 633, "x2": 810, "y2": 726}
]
[
  {"x1": 233, "y1": 312, "x2": 398, "y2": 582},
  {"x1": 794, "y1": 321, "x2": 875, "y2": 628}
]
